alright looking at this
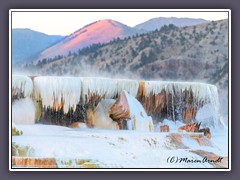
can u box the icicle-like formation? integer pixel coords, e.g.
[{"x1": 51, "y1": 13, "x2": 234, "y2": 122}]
[
  {"x1": 34, "y1": 76, "x2": 81, "y2": 113},
  {"x1": 12, "y1": 75, "x2": 222, "y2": 128},
  {"x1": 123, "y1": 91, "x2": 154, "y2": 131},
  {"x1": 81, "y1": 77, "x2": 139, "y2": 103},
  {"x1": 12, "y1": 75, "x2": 33, "y2": 98},
  {"x1": 142, "y1": 81, "x2": 221, "y2": 127},
  {"x1": 116, "y1": 78, "x2": 139, "y2": 97},
  {"x1": 196, "y1": 87, "x2": 222, "y2": 128},
  {"x1": 12, "y1": 98, "x2": 36, "y2": 124},
  {"x1": 145, "y1": 81, "x2": 216, "y2": 100}
]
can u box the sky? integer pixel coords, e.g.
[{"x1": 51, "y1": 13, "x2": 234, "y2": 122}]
[{"x1": 11, "y1": 10, "x2": 229, "y2": 36}]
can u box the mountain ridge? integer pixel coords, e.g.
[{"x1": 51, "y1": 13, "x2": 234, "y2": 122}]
[
  {"x1": 13, "y1": 17, "x2": 209, "y2": 65},
  {"x1": 33, "y1": 19, "x2": 144, "y2": 62},
  {"x1": 23, "y1": 19, "x2": 228, "y2": 86},
  {"x1": 12, "y1": 28, "x2": 64, "y2": 64},
  {"x1": 19, "y1": 19, "x2": 229, "y2": 120},
  {"x1": 134, "y1": 17, "x2": 208, "y2": 31}
]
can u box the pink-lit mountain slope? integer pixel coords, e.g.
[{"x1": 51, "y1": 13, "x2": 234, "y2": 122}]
[{"x1": 36, "y1": 19, "x2": 142, "y2": 61}]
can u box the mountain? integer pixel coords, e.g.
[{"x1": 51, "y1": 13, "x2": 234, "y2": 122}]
[
  {"x1": 34, "y1": 19, "x2": 142, "y2": 61},
  {"x1": 12, "y1": 28, "x2": 63, "y2": 63},
  {"x1": 22, "y1": 19, "x2": 228, "y2": 119},
  {"x1": 134, "y1": 17, "x2": 208, "y2": 31},
  {"x1": 25, "y1": 19, "x2": 228, "y2": 87}
]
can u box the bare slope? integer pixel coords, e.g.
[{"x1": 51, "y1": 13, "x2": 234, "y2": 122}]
[{"x1": 35, "y1": 19, "x2": 141, "y2": 61}]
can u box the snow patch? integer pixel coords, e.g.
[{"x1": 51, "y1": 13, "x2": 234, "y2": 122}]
[{"x1": 12, "y1": 124, "x2": 228, "y2": 168}]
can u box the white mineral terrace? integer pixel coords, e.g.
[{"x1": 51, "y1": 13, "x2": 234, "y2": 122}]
[
  {"x1": 12, "y1": 75, "x2": 33, "y2": 98},
  {"x1": 12, "y1": 75, "x2": 223, "y2": 128},
  {"x1": 11, "y1": 75, "x2": 228, "y2": 168},
  {"x1": 12, "y1": 75, "x2": 219, "y2": 106},
  {"x1": 81, "y1": 77, "x2": 139, "y2": 103},
  {"x1": 34, "y1": 76, "x2": 82, "y2": 113}
]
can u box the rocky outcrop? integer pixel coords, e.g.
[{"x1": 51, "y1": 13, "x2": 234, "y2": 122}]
[
  {"x1": 199, "y1": 127, "x2": 211, "y2": 139},
  {"x1": 178, "y1": 122, "x2": 201, "y2": 132},
  {"x1": 160, "y1": 125, "x2": 170, "y2": 132},
  {"x1": 110, "y1": 90, "x2": 130, "y2": 120},
  {"x1": 110, "y1": 91, "x2": 154, "y2": 131},
  {"x1": 178, "y1": 122, "x2": 211, "y2": 139}
]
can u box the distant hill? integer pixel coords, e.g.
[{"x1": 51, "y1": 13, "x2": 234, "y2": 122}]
[
  {"x1": 33, "y1": 19, "x2": 143, "y2": 61},
  {"x1": 21, "y1": 19, "x2": 229, "y2": 118},
  {"x1": 12, "y1": 28, "x2": 63, "y2": 64},
  {"x1": 24, "y1": 19, "x2": 228, "y2": 90},
  {"x1": 134, "y1": 17, "x2": 208, "y2": 31}
]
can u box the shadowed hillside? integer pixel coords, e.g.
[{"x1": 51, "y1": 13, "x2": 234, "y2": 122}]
[{"x1": 12, "y1": 28, "x2": 63, "y2": 64}]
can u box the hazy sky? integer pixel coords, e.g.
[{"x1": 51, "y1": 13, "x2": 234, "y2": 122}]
[{"x1": 11, "y1": 10, "x2": 229, "y2": 36}]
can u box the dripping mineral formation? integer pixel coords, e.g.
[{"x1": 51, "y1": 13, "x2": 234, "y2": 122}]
[
  {"x1": 11, "y1": 75, "x2": 228, "y2": 168},
  {"x1": 12, "y1": 75, "x2": 223, "y2": 129}
]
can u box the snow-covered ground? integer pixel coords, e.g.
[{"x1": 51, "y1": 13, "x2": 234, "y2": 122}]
[
  {"x1": 12, "y1": 122, "x2": 228, "y2": 168},
  {"x1": 11, "y1": 75, "x2": 229, "y2": 169}
]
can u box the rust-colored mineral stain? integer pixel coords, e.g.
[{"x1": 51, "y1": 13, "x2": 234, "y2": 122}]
[
  {"x1": 110, "y1": 91, "x2": 130, "y2": 120},
  {"x1": 53, "y1": 99, "x2": 64, "y2": 111},
  {"x1": 68, "y1": 122, "x2": 80, "y2": 128},
  {"x1": 178, "y1": 122, "x2": 201, "y2": 132},
  {"x1": 137, "y1": 81, "x2": 146, "y2": 98},
  {"x1": 183, "y1": 107, "x2": 196, "y2": 123},
  {"x1": 167, "y1": 133, "x2": 189, "y2": 149},
  {"x1": 154, "y1": 92, "x2": 166, "y2": 111},
  {"x1": 12, "y1": 156, "x2": 57, "y2": 168},
  {"x1": 29, "y1": 76, "x2": 37, "y2": 81},
  {"x1": 86, "y1": 108, "x2": 94, "y2": 128},
  {"x1": 85, "y1": 93, "x2": 104, "y2": 107},
  {"x1": 137, "y1": 81, "x2": 167, "y2": 120},
  {"x1": 160, "y1": 125, "x2": 170, "y2": 132},
  {"x1": 190, "y1": 150, "x2": 228, "y2": 168}
]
